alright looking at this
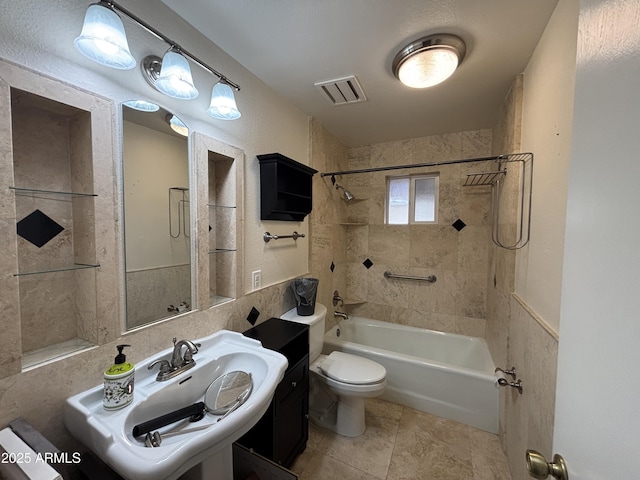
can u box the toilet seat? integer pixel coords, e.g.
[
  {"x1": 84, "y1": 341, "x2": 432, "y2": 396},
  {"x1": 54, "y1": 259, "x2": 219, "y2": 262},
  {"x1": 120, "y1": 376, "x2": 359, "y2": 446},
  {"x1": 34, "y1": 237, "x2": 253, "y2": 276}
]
[{"x1": 317, "y1": 351, "x2": 386, "y2": 385}]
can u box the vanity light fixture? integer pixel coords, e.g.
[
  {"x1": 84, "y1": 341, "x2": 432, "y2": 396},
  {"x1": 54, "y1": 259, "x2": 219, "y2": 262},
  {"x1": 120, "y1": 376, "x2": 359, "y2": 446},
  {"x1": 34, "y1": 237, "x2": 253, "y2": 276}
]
[
  {"x1": 75, "y1": 1, "x2": 241, "y2": 118},
  {"x1": 392, "y1": 34, "x2": 466, "y2": 88},
  {"x1": 207, "y1": 82, "x2": 241, "y2": 120},
  {"x1": 154, "y1": 48, "x2": 199, "y2": 100},
  {"x1": 166, "y1": 114, "x2": 189, "y2": 137},
  {"x1": 123, "y1": 99, "x2": 159, "y2": 112},
  {"x1": 74, "y1": 3, "x2": 135, "y2": 69}
]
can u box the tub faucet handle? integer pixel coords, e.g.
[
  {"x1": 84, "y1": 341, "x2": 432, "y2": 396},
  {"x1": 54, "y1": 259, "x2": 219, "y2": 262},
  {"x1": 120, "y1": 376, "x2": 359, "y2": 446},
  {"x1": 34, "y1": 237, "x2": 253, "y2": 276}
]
[{"x1": 333, "y1": 290, "x2": 344, "y2": 307}]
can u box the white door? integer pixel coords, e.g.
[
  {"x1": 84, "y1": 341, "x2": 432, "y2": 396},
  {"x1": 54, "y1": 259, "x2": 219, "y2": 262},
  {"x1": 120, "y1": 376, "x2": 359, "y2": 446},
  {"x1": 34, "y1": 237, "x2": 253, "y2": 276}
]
[{"x1": 550, "y1": 1, "x2": 640, "y2": 478}]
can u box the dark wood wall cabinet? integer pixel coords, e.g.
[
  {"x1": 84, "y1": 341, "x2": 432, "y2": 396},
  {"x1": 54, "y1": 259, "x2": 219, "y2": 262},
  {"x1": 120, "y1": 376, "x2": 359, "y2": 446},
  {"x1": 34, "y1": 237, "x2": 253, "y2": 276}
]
[
  {"x1": 239, "y1": 318, "x2": 309, "y2": 468},
  {"x1": 258, "y1": 153, "x2": 318, "y2": 221}
]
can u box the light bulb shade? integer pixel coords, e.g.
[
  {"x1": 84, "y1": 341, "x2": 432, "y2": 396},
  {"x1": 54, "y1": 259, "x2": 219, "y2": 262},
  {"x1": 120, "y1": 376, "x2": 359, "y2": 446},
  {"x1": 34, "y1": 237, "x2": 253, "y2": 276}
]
[
  {"x1": 123, "y1": 99, "x2": 160, "y2": 112},
  {"x1": 207, "y1": 82, "x2": 241, "y2": 120},
  {"x1": 393, "y1": 34, "x2": 465, "y2": 88},
  {"x1": 155, "y1": 50, "x2": 199, "y2": 100},
  {"x1": 74, "y1": 4, "x2": 136, "y2": 70},
  {"x1": 168, "y1": 115, "x2": 189, "y2": 136}
]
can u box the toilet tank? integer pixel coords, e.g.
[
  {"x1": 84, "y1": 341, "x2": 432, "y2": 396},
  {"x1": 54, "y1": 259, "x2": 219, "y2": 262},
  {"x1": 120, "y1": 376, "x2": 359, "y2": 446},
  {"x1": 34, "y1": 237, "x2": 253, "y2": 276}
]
[{"x1": 280, "y1": 303, "x2": 327, "y2": 362}]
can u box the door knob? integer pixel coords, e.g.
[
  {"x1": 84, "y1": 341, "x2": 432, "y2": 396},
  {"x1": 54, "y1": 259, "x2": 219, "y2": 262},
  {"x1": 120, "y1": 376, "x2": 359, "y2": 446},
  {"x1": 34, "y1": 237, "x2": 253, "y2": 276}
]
[{"x1": 526, "y1": 450, "x2": 569, "y2": 480}]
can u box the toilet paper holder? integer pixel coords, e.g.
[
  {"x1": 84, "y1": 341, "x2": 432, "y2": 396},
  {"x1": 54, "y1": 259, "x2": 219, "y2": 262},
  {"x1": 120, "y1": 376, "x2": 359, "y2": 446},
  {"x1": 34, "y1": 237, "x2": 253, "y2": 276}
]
[{"x1": 495, "y1": 366, "x2": 523, "y2": 394}]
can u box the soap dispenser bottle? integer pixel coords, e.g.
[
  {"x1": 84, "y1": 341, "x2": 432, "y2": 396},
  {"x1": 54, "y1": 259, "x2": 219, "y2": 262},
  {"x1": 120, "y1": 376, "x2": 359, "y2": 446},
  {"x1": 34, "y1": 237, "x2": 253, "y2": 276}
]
[{"x1": 103, "y1": 344, "x2": 135, "y2": 410}]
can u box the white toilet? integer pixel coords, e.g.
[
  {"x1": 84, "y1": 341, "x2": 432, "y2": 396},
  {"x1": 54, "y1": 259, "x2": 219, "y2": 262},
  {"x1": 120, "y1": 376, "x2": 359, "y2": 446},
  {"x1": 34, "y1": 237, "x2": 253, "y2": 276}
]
[{"x1": 281, "y1": 303, "x2": 387, "y2": 437}]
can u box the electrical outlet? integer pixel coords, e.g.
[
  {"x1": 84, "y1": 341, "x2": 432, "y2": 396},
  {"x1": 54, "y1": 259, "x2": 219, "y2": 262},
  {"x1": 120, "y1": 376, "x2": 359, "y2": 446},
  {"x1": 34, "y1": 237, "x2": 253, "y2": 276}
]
[{"x1": 252, "y1": 270, "x2": 262, "y2": 290}]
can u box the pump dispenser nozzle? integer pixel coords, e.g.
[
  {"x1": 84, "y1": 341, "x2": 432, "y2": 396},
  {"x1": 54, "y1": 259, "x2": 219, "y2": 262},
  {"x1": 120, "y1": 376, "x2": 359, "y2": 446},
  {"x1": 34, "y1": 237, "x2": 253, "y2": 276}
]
[{"x1": 115, "y1": 344, "x2": 131, "y2": 364}]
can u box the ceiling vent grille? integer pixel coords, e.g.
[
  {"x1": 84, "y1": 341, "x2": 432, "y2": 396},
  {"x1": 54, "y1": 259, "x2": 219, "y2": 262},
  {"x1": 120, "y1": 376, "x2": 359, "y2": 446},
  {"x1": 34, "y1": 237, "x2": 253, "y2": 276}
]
[{"x1": 315, "y1": 75, "x2": 367, "y2": 106}]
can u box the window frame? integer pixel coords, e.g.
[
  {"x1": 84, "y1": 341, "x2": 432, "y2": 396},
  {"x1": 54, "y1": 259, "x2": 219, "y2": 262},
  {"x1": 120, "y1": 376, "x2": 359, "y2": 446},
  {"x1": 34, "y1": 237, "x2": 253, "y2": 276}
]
[{"x1": 385, "y1": 173, "x2": 439, "y2": 225}]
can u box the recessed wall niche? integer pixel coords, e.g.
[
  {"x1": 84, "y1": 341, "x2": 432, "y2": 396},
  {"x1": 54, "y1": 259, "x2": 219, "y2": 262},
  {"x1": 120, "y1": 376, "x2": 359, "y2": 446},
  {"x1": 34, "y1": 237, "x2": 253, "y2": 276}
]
[
  {"x1": 0, "y1": 60, "x2": 118, "y2": 376},
  {"x1": 193, "y1": 133, "x2": 244, "y2": 310},
  {"x1": 11, "y1": 89, "x2": 98, "y2": 367}
]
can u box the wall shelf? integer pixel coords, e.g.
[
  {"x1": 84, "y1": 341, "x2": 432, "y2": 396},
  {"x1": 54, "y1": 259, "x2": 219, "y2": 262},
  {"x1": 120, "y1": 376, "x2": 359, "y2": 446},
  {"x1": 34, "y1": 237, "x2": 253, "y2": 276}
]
[
  {"x1": 344, "y1": 298, "x2": 365, "y2": 305},
  {"x1": 208, "y1": 204, "x2": 236, "y2": 209},
  {"x1": 11, "y1": 186, "x2": 97, "y2": 197},
  {"x1": 258, "y1": 153, "x2": 318, "y2": 221},
  {"x1": 14, "y1": 263, "x2": 100, "y2": 277}
]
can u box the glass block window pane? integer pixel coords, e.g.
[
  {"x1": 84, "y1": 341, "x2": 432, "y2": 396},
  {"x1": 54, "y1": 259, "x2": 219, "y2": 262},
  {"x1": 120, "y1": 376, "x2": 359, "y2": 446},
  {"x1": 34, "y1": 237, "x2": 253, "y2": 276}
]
[
  {"x1": 414, "y1": 177, "x2": 437, "y2": 222},
  {"x1": 387, "y1": 177, "x2": 410, "y2": 224}
]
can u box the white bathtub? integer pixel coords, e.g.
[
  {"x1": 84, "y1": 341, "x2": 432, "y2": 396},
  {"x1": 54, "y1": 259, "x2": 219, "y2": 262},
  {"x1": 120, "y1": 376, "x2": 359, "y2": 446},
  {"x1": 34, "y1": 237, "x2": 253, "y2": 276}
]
[{"x1": 323, "y1": 317, "x2": 499, "y2": 433}]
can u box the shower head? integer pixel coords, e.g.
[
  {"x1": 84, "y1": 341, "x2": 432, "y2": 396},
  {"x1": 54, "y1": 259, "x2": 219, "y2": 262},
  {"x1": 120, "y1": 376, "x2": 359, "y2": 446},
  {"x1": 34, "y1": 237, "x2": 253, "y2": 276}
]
[
  {"x1": 330, "y1": 175, "x2": 355, "y2": 202},
  {"x1": 334, "y1": 182, "x2": 355, "y2": 202}
]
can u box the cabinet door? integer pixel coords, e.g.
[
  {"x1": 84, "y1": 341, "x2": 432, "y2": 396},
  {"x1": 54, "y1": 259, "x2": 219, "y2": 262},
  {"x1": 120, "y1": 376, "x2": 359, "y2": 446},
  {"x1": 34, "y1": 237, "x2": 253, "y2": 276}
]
[{"x1": 274, "y1": 383, "x2": 308, "y2": 467}]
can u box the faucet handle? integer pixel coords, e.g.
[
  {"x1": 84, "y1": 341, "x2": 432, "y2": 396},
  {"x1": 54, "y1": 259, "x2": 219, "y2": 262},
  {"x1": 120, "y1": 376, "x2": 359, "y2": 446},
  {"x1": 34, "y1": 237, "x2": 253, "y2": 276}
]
[
  {"x1": 148, "y1": 359, "x2": 171, "y2": 374},
  {"x1": 333, "y1": 290, "x2": 344, "y2": 307}
]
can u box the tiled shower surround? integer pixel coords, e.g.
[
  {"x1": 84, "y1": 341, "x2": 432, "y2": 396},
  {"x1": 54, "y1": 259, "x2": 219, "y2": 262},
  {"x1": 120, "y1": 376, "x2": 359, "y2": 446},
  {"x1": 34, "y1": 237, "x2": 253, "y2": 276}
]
[{"x1": 313, "y1": 127, "x2": 496, "y2": 338}]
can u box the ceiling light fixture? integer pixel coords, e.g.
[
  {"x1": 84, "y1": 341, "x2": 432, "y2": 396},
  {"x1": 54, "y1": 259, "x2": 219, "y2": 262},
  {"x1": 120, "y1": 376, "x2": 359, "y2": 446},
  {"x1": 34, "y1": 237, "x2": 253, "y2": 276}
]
[
  {"x1": 75, "y1": 1, "x2": 241, "y2": 118},
  {"x1": 392, "y1": 34, "x2": 466, "y2": 88}
]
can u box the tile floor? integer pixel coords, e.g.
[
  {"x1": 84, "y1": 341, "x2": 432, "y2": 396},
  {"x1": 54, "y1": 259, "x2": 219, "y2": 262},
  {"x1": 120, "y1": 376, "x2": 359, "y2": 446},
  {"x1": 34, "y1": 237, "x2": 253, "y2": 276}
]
[{"x1": 289, "y1": 399, "x2": 512, "y2": 480}]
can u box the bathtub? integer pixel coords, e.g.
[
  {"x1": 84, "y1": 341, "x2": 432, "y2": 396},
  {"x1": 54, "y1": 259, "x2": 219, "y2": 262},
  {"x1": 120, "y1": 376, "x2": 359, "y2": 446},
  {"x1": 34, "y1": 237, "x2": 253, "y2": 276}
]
[{"x1": 323, "y1": 316, "x2": 499, "y2": 433}]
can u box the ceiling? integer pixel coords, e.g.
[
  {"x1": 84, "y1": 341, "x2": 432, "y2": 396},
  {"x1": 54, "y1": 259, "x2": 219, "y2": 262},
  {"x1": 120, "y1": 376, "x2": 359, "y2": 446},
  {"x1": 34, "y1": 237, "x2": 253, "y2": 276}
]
[{"x1": 161, "y1": 0, "x2": 559, "y2": 147}]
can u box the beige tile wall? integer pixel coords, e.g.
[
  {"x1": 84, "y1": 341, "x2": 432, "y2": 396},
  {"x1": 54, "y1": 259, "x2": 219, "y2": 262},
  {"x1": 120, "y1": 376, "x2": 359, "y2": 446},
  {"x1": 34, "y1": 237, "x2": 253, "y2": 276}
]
[
  {"x1": 487, "y1": 74, "x2": 559, "y2": 477},
  {"x1": 337, "y1": 130, "x2": 495, "y2": 337},
  {"x1": 308, "y1": 118, "x2": 350, "y2": 330}
]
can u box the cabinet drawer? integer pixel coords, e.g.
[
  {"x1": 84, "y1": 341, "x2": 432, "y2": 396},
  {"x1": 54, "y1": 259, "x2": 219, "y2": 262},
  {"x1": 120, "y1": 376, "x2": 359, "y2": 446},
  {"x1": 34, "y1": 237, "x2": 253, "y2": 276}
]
[{"x1": 275, "y1": 358, "x2": 308, "y2": 406}]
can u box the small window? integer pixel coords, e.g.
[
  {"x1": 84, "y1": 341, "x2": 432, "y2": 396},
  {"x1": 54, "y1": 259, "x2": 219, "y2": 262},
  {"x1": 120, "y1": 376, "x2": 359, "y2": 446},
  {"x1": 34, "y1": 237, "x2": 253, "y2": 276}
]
[{"x1": 386, "y1": 174, "x2": 438, "y2": 224}]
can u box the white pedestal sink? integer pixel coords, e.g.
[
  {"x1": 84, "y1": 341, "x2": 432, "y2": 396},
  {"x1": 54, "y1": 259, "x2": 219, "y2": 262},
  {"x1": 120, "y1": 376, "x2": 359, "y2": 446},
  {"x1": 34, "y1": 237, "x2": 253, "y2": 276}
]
[{"x1": 64, "y1": 331, "x2": 287, "y2": 480}]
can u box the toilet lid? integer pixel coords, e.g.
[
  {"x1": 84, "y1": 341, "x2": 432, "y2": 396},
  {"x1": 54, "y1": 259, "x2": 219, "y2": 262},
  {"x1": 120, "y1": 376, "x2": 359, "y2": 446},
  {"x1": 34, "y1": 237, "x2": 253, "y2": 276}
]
[{"x1": 318, "y1": 351, "x2": 386, "y2": 385}]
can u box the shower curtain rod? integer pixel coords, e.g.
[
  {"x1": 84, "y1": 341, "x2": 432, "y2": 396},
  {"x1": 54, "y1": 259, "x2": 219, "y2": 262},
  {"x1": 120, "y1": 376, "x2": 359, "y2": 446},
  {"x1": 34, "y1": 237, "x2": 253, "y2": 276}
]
[{"x1": 320, "y1": 153, "x2": 530, "y2": 177}]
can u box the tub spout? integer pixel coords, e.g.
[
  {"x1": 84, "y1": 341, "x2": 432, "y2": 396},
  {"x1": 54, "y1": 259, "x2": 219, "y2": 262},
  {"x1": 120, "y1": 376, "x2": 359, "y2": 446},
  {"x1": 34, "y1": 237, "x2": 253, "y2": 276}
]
[{"x1": 334, "y1": 311, "x2": 349, "y2": 320}]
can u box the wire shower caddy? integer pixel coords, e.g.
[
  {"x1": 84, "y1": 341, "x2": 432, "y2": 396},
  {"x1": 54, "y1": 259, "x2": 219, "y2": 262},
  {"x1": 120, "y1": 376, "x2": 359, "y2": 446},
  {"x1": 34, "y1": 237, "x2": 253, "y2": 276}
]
[{"x1": 463, "y1": 153, "x2": 533, "y2": 250}]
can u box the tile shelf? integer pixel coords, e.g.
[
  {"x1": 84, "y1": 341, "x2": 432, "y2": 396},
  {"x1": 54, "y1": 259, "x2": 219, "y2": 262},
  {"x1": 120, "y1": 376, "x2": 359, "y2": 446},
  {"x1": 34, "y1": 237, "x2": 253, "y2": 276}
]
[{"x1": 343, "y1": 298, "x2": 365, "y2": 305}]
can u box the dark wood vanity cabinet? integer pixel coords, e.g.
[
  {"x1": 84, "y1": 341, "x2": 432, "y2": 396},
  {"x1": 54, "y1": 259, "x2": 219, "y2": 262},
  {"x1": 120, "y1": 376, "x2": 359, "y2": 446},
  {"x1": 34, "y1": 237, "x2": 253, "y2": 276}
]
[
  {"x1": 239, "y1": 318, "x2": 309, "y2": 468},
  {"x1": 258, "y1": 153, "x2": 318, "y2": 221}
]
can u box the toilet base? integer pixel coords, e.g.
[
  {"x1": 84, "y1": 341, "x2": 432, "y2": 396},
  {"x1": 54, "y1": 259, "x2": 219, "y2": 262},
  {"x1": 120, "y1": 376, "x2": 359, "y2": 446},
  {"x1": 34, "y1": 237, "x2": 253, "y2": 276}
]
[
  {"x1": 309, "y1": 379, "x2": 367, "y2": 437},
  {"x1": 309, "y1": 397, "x2": 366, "y2": 437},
  {"x1": 335, "y1": 396, "x2": 366, "y2": 437}
]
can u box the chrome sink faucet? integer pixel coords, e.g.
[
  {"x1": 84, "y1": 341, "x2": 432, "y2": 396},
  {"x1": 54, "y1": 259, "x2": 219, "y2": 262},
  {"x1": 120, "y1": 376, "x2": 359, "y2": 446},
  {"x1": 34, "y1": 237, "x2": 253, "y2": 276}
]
[
  {"x1": 148, "y1": 337, "x2": 200, "y2": 381},
  {"x1": 171, "y1": 338, "x2": 199, "y2": 368},
  {"x1": 334, "y1": 311, "x2": 349, "y2": 320}
]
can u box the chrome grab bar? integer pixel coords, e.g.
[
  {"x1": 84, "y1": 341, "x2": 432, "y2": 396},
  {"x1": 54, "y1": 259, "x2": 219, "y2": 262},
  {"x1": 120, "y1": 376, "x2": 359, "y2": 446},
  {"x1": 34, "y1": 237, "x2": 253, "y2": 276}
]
[
  {"x1": 263, "y1": 231, "x2": 305, "y2": 243},
  {"x1": 383, "y1": 271, "x2": 437, "y2": 283}
]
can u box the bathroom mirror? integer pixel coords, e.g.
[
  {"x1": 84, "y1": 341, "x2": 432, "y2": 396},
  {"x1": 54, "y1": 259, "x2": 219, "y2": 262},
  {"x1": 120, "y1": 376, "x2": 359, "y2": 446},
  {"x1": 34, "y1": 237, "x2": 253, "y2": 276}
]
[{"x1": 122, "y1": 103, "x2": 192, "y2": 329}]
